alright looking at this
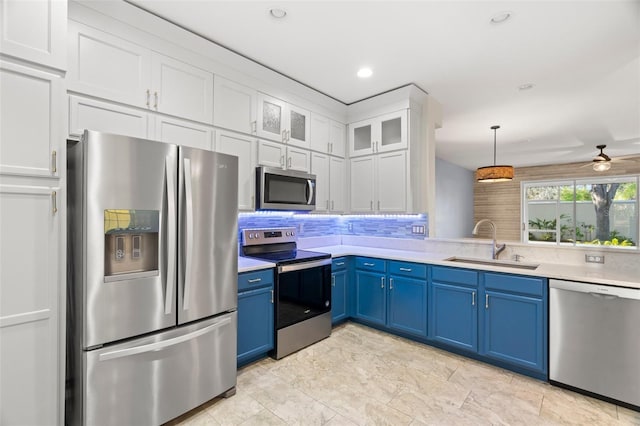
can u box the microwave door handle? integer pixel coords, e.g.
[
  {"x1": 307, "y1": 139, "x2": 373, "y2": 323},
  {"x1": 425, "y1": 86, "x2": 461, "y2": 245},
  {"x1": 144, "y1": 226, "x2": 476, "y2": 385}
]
[
  {"x1": 306, "y1": 179, "x2": 314, "y2": 205},
  {"x1": 182, "y1": 158, "x2": 194, "y2": 311},
  {"x1": 165, "y1": 155, "x2": 176, "y2": 315}
]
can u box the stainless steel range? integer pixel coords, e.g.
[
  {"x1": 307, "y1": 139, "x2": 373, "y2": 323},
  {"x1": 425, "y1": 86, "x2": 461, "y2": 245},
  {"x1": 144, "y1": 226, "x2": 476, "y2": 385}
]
[{"x1": 241, "y1": 227, "x2": 332, "y2": 359}]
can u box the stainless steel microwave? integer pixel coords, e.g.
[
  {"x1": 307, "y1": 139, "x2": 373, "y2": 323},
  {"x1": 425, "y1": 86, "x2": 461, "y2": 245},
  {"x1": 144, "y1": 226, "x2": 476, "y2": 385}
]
[{"x1": 255, "y1": 167, "x2": 316, "y2": 211}]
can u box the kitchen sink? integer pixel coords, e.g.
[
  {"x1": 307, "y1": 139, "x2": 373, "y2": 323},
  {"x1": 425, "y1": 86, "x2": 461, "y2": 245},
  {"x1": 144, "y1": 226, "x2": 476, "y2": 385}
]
[{"x1": 444, "y1": 256, "x2": 540, "y2": 270}]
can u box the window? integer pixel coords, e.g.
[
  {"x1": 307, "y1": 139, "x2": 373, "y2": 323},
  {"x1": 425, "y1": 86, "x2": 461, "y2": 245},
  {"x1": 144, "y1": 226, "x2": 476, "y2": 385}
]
[{"x1": 523, "y1": 176, "x2": 638, "y2": 248}]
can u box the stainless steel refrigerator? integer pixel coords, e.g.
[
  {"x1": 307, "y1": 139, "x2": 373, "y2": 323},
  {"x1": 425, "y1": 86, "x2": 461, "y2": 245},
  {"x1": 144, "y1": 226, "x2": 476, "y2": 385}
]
[{"x1": 67, "y1": 130, "x2": 238, "y2": 425}]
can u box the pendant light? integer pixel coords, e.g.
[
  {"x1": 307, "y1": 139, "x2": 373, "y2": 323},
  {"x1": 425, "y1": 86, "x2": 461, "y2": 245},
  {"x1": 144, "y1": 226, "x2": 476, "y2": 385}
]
[{"x1": 476, "y1": 125, "x2": 514, "y2": 182}]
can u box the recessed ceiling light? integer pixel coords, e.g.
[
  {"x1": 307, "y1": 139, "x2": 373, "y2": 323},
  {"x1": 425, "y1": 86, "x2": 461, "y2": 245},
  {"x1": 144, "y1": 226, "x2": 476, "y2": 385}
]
[
  {"x1": 518, "y1": 83, "x2": 535, "y2": 91},
  {"x1": 490, "y1": 11, "x2": 513, "y2": 24},
  {"x1": 269, "y1": 8, "x2": 287, "y2": 19},
  {"x1": 357, "y1": 67, "x2": 373, "y2": 78}
]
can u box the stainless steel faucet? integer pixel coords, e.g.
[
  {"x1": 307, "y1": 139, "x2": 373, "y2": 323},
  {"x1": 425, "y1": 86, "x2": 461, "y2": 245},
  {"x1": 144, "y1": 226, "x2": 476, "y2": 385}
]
[{"x1": 472, "y1": 219, "x2": 506, "y2": 259}]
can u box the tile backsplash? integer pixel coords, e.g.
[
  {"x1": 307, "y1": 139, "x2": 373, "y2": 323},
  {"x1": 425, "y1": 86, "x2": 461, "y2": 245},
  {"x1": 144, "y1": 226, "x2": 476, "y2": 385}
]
[{"x1": 238, "y1": 212, "x2": 428, "y2": 241}]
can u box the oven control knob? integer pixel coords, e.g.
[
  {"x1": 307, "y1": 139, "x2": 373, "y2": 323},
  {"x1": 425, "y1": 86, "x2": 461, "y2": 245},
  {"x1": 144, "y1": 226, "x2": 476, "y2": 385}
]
[
  {"x1": 248, "y1": 233, "x2": 254, "y2": 239},
  {"x1": 285, "y1": 231, "x2": 290, "y2": 236},
  {"x1": 291, "y1": 231, "x2": 295, "y2": 236}
]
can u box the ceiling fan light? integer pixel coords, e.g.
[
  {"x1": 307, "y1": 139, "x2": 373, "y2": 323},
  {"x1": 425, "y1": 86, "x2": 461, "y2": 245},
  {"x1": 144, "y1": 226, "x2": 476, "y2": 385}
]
[
  {"x1": 593, "y1": 161, "x2": 611, "y2": 172},
  {"x1": 476, "y1": 165, "x2": 514, "y2": 182}
]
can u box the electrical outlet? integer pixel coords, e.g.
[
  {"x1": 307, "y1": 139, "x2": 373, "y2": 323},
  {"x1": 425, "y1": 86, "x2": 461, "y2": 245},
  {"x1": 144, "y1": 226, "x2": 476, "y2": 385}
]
[
  {"x1": 585, "y1": 254, "x2": 605, "y2": 264},
  {"x1": 412, "y1": 225, "x2": 425, "y2": 235}
]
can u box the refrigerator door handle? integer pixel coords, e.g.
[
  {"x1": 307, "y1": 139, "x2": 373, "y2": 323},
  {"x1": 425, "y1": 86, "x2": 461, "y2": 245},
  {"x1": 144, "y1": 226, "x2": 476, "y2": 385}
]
[
  {"x1": 165, "y1": 156, "x2": 177, "y2": 315},
  {"x1": 98, "y1": 316, "x2": 232, "y2": 362},
  {"x1": 182, "y1": 157, "x2": 194, "y2": 310}
]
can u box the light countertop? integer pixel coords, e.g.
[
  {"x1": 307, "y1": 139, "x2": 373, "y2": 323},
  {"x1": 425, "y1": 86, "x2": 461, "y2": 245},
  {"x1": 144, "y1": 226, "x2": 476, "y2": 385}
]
[{"x1": 239, "y1": 244, "x2": 639, "y2": 289}]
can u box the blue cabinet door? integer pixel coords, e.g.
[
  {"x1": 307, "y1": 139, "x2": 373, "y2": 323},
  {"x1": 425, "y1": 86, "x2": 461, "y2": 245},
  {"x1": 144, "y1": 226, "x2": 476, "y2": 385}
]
[
  {"x1": 331, "y1": 269, "x2": 348, "y2": 323},
  {"x1": 481, "y1": 290, "x2": 545, "y2": 373},
  {"x1": 354, "y1": 270, "x2": 386, "y2": 326},
  {"x1": 388, "y1": 275, "x2": 427, "y2": 337},
  {"x1": 237, "y1": 286, "x2": 273, "y2": 366},
  {"x1": 429, "y1": 281, "x2": 478, "y2": 352}
]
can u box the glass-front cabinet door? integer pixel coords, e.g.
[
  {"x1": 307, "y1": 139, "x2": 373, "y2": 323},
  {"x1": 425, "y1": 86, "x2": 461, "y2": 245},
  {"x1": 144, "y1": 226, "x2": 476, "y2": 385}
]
[
  {"x1": 378, "y1": 109, "x2": 408, "y2": 153},
  {"x1": 349, "y1": 118, "x2": 375, "y2": 157},
  {"x1": 287, "y1": 104, "x2": 310, "y2": 149},
  {"x1": 257, "y1": 93, "x2": 286, "y2": 142},
  {"x1": 348, "y1": 110, "x2": 408, "y2": 157}
]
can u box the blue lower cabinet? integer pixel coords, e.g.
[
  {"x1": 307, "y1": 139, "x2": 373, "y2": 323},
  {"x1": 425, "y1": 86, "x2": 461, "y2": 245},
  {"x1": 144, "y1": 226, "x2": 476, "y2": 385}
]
[
  {"x1": 388, "y1": 275, "x2": 427, "y2": 337},
  {"x1": 481, "y1": 291, "x2": 545, "y2": 372},
  {"x1": 237, "y1": 270, "x2": 274, "y2": 366},
  {"x1": 481, "y1": 273, "x2": 547, "y2": 376},
  {"x1": 429, "y1": 281, "x2": 478, "y2": 352},
  {"x1": 331, "y1": 268, "x2": 348, "y2": 323},
  {"x1": 354, "y1": 270, "x2": 387, "y2": 326}
]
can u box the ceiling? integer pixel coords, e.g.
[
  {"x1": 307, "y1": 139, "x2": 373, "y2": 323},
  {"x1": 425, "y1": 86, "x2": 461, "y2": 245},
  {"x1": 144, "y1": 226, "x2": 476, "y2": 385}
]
[{"x1": 129, "y1": 0, "x2": 640, "y2": 171}]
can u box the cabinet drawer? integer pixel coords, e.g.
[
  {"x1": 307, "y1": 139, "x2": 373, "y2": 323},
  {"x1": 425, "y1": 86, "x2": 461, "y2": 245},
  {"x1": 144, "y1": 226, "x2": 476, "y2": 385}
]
[
  {"x1": 238, "y1": 269, "x2": 274, "y2": 292},
  {"x1": 432, "y1": 266, "x2": 478, "y2": 287},
  {"x1": 388, "y1": 261, "x2": 427, "y2": 279},
  {"x1": 332, "y1": 257, "x2": 348, "y2": 271},
  {"x1": 355, "y1": 257, "x2": 386, "y2": 273},
  {"x1": 484, "y1": 273, "x2": 544, "y2": 297}
]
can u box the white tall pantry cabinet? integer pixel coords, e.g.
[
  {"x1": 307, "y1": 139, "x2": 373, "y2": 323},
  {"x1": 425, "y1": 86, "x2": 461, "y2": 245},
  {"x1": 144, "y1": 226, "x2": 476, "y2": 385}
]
[{"x1": 0, "y1": 0, "x2": 67, "y2": 424}]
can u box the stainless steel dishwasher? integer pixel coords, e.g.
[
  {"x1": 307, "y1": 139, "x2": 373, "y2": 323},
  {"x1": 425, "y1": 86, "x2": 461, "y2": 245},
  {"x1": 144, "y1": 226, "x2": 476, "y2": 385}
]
[{"x1": 549, "y1": 279, "x2": 640, "y2": 409}]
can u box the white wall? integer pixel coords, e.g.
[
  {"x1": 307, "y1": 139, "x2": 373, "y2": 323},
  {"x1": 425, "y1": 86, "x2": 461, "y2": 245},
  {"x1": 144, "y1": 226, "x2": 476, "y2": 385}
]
[{"x1": 435, "y1": 158, "x2": 474, "y2": 238}]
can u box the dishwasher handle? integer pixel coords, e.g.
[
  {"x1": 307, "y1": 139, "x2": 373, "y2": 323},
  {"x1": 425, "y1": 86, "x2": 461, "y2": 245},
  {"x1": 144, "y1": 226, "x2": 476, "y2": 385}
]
[{"x1": 549, "y1": 279, "x2": 640, "y2": 300}]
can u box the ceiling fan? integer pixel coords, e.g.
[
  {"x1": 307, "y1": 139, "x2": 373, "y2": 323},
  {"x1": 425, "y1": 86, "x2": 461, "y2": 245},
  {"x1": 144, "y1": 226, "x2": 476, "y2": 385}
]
[{"x1": 584, "y1": 144, "x2": 640, "y2": 171}]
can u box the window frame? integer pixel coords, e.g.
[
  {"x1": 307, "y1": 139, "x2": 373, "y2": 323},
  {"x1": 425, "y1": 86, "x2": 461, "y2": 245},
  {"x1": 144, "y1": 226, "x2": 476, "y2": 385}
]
[{"x1": 521, "y1": 175, "x2": 639, "y2": 250}]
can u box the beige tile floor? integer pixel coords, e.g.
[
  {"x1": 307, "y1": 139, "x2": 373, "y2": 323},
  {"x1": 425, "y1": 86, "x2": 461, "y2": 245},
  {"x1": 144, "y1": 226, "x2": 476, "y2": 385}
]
[{"x1": 168, "y1": 322, "x2": 640, "y2": 426}]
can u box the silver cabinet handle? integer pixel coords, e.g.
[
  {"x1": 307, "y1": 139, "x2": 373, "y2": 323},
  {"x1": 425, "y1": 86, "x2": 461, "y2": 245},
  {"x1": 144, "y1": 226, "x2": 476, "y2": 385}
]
[
  {"x1": 271, "y1": 290, "x2": 274, "y2": 304},
  {"x1": 472, "y1": 291, "x2": 476, "y2": 306},
  {"x1": 399, "y1": 267, "x2": 412, "y2": 272},
  {"x1": 485, "y1": 294, "x2": 489, "y2": 309},
  {"x1": 370, "y1": 200, "x2": 373, "y2": 210},
  {"x1": 326, "y1": 200, "x2": 329, "y2": 210},
  {"x1": 381, "y1": 276, "x2": 385, "y2": 289},
  {"x1": 363, "y1": 262, "x2": 375, "y2": 267},
  {"x1": 154, "y1": 91, "x2": 158, "y2": 109},
  {"x1": 331, "y1": 274, "x2": 335, "y2": 287},
  {"x1": 165, "y1": 156, "x2": 177, "y2": 315},
  {"x1": 51, "y1": 150, "x2": 57, "y2": 173},
  {"x1": 328, "y1": 142, "x2": 331, "y2": 153},
  {"x1": 287, "y1": 129, "x2": 291, "y2": 141},
  {"x1": 287, "y1": 157, "x2": 292, "y2": 168},
  {"x1": 336, "y1": 262, "x2": 345, "y2": 266},
  {"x1": 389, "y1": 278, "x2": 394, "y2": 290},
  {"x1": 51, "y1": 191, "x2": 57, "y2": 214},
  {"x1": 282, "y1": 130, "x2": 287, "y2": 142},
  {"x1": 182, "y1": 158, "x2": 194, "y2": 310},
  {"x1": 251, "y1": 120, "x2": 257, "y2": 133},
  {"x1": 378, "y1": 200, "x2": 381, "y2": 210},
  {"x1": 248, "y1": 278, "x2": 262, "y2": 283},
  {"x1": 280, "y1": 155, "x2": 285, "y2": 168},
  {"x1": 146, "y1": 89, "x2": 150, "y2": 107},
  {"x1": 331, "y1": 200, "x2": 334, "y2": 210}
]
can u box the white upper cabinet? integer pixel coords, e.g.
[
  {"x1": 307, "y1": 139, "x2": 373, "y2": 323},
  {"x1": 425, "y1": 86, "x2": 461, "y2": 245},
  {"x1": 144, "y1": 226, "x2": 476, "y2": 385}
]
[
  {"x1": 310, "y1": 113, "x2": 330, "y2": 154},
  {"x1": 329, "y1": 121, "x2": 346, "y2": 158},
  {"x1": 153, "y1": 116, "x2": 214, "y2": 150},
  {"x1": 257, "y1": 140, "x2": 309, "y2": 173},
  {"x1": 69, "y1": 95, "x2": 150, "y2": 140},
  {"x1": 151, "y1": 53, "x2": 213, "y2": 124},
  {"x1": 311, "y1": 113, "x2": 346, "y2": 157},
  {"x1": 0, "y1": 0, "x2": 67, "y2": 70},
  {"x1": 68, "y1": 21, "x2": 213, "y2": 124},
  {"x1": 213, "y1": 76, "x2": 257, "y2": 135},
  {"x1": 349, "y1": 109, "x2": 407, "y2": 157},
  {"x1": 329, "y1": 157, "x2": 346, "y2": 212},
  {"x1": 215, "y1": 131, "x2": 256, "y2": 211},
  {"x1": 349, "y1": 151, "x2": 407, "y2": 213},
  {"x1": 257, "y1": 93, "x2": 310, "y2": 149},
  {"x1": 313, "y1": 153, "x2": 346, "y2": 213},
  {"x1": 68, "y1": 21, "x2": 151, "y2": 109},
  {"x1": 1, "y1": 61, "x2": 63, "y2": 178}
]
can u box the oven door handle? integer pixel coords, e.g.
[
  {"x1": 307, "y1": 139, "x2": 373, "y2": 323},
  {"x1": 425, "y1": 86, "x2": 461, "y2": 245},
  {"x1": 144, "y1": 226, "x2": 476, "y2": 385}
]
[{"x1": 278, "y1": 258, "x2": 332, "y2": 274}]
